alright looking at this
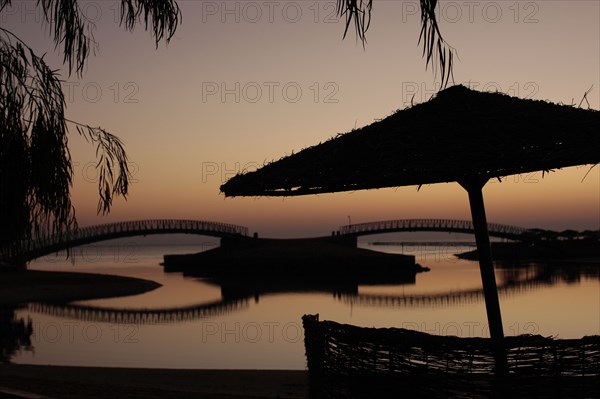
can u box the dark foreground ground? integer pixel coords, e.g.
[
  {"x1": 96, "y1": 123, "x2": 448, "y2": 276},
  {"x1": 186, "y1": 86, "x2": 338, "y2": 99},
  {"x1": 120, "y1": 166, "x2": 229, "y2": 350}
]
[{"x1": 0, "y1": 364, "x2": 308, "y2": 399}]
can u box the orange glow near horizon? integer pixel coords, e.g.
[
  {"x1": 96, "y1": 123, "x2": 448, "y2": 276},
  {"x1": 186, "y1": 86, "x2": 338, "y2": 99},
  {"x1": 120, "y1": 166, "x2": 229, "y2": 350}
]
[{"x1": 70, "y1": 158, "x2": 599, "y2": 237}]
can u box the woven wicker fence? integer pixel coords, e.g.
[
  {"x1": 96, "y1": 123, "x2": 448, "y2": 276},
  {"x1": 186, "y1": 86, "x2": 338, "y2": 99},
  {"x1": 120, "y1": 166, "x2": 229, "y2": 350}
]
[{"x1": 302, "y1": 314, "x2": 600, "y2": 398}]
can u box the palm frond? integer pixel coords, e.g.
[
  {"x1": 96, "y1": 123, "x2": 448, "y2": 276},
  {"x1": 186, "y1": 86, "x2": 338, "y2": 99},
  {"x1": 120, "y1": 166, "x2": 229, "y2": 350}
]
[
  {"x1": 119, "y1": 0, "x2": 182, "y2": 46},
  {"x1": 418, "y1": 0, "x2": 455, "y2": 88},
  {"x1": 20, "y1": 1, "x2": 181, "y2": 76},
  {"x1": 35, "y1": 0, "x2": 95, "y2": 76},
  {"x1": 73, "y1": 123, "x2": 131, "y2": 215},
  {"x1": 0, "y1": 0, "x2": 12, "y2": 13},
  {"x1": 337, "y1": 0, "x2": 455, "y2": 88},
  {"x1": 336, "y1": 0, "x2": 372, "y2": 44}
]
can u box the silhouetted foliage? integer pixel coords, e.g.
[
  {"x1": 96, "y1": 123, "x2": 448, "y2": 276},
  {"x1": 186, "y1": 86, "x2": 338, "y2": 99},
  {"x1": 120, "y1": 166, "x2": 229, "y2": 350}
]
[
  {"x1": 0, "y1": 306, "x2": 33, "y2": 362},
  {"x1": 559, "y1": 229, "x2": 579, "y2": 240},
  {"x1": 337, "y1": 0, "x2": 455, "y2": 87},
  {"x1": 0, "y1": 1, "x2": 181, "y2": 262},
  {"x1": 221, "y1": 86, "x2": 600, "y2": 197}
]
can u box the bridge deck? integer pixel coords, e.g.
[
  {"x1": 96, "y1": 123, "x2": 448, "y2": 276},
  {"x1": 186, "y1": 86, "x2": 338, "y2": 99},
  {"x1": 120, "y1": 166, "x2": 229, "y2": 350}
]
[
  {"x1": 7, "y1": 218, "x2": 534, "y2": 262},
  {"x1": 339, "y1": 219, "x2": 529, "y2": 240},
  {"x1": 13, "y1": 219, "x2": 249, "y2": 261}
]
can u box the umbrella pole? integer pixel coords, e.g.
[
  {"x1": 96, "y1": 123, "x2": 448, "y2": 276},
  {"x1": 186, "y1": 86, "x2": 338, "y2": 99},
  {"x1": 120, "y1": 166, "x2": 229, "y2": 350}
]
[{"x1": 460, "y1": 178, "x2": 507, "y2": 374}]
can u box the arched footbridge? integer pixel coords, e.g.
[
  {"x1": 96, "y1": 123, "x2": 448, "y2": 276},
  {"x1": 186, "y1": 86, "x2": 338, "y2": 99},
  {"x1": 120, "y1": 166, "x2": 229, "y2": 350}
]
[
  {"x1": 339, "y1": 219, "x2": 530, "y2": 241},
  {"x1": 21, "y1": 219, "x2": 248, "y2": 261}
]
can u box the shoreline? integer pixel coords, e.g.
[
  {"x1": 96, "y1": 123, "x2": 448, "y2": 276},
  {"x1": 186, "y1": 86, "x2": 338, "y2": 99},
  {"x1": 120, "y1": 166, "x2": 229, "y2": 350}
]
[
  {"x1": 0, "y1": 269, "x2": 161, "y2": 306},
  {"x1": 456, "y1": 241, "x2": 600, "y2": 261},
  {"x1": 0, "y1": 364, "x2": 309, "y2": 398}
]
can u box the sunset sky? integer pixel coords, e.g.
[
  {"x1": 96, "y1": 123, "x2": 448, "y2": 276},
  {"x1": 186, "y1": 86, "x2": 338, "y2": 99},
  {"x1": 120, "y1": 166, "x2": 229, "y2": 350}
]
[{"x1": 4, "y1": 0, "x2": 599, "y2": 237}]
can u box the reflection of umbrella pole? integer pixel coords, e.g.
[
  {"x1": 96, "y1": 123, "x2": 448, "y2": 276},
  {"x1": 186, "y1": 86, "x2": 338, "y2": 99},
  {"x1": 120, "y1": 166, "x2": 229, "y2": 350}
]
[{"x1": 460, "y1": 178, "x2": 508, "y2": 374}]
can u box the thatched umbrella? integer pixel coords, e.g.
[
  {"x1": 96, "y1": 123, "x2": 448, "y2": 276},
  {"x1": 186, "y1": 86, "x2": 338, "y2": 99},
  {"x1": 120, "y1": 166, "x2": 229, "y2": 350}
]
[{"x1": 221, "y1": 85, "x2": 600, "y2": 349}]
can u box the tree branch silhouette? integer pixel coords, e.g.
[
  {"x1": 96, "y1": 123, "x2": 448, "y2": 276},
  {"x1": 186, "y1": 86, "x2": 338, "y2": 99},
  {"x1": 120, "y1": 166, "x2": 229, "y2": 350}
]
[
  {"x1": 0, "y1": 1, "x2": 181, "y2": 262},
  {"x1": 336, "y1": 0, "x2": 455, "y2": 87}
]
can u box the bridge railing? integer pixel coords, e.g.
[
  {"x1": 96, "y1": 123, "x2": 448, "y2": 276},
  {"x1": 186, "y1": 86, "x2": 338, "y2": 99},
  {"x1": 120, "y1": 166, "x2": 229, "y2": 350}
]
[
  {"x1": 339, "y1": 219, "x2": 527, "y2": 237},
  {"x1": 27, "y1": 219, "x2": 249, "y2": 252}
]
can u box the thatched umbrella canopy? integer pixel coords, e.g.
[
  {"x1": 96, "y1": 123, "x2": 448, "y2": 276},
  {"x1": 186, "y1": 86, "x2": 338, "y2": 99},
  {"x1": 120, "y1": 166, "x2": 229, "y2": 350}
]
[
  {"x1": 222, "y1": 85, "x2": 599, "y2": 197},
  {"x1": 221, "y1": 85, "x2": 600, "y2": 357}
]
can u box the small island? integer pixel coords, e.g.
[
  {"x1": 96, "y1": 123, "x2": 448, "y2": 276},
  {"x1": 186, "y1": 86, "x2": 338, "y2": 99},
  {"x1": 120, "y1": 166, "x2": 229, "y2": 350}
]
[
  {"x1": 457, "y1": 229, "x2": 600, "y2": 261},
  {"x1": 164, "y1": 236, "x2": 428, "y2": 282}
]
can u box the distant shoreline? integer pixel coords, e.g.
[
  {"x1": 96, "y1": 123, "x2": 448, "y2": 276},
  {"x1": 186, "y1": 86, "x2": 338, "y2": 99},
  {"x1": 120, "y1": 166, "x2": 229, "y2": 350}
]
[
  {"x1": 370, "y1": 241, "x2": 476, "y2": 246},
  {"x1": 456, "y1": 241, "x2": 600, "y2": 262}
]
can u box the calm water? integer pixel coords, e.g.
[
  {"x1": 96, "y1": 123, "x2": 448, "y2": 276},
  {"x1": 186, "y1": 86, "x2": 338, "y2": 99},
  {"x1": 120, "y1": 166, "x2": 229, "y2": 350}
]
[{"x1": 4, "y1": 235, "x2": 600, "y2": 369}]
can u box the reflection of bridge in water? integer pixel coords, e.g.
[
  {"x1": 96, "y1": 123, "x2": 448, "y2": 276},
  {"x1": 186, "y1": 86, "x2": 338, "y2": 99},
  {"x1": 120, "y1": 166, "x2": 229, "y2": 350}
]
[
  {"x1": 27, "y1": 280, "x2": 365, "y2": 325},
  {"x1": 27, "y1": 298, "x2": 251, "y2": 325},
  {"x1": 26, "y1": 265, "x2": 584, "y2": 324},
  {"x1": 18, "y1": 219, "x2": 248, "y2": 261},
  {"x1": 340, "y1": 279, "x2": 553, "y2": 309},
  {"x1": 339, "y1": 264, "x2": 600, "y2": 309}
]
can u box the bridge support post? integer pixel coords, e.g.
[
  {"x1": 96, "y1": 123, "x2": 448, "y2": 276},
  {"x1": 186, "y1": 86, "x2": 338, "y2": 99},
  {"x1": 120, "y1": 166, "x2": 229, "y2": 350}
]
[{"x1": 459, "y1": 178, "x2": 507, "y2": 374}]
